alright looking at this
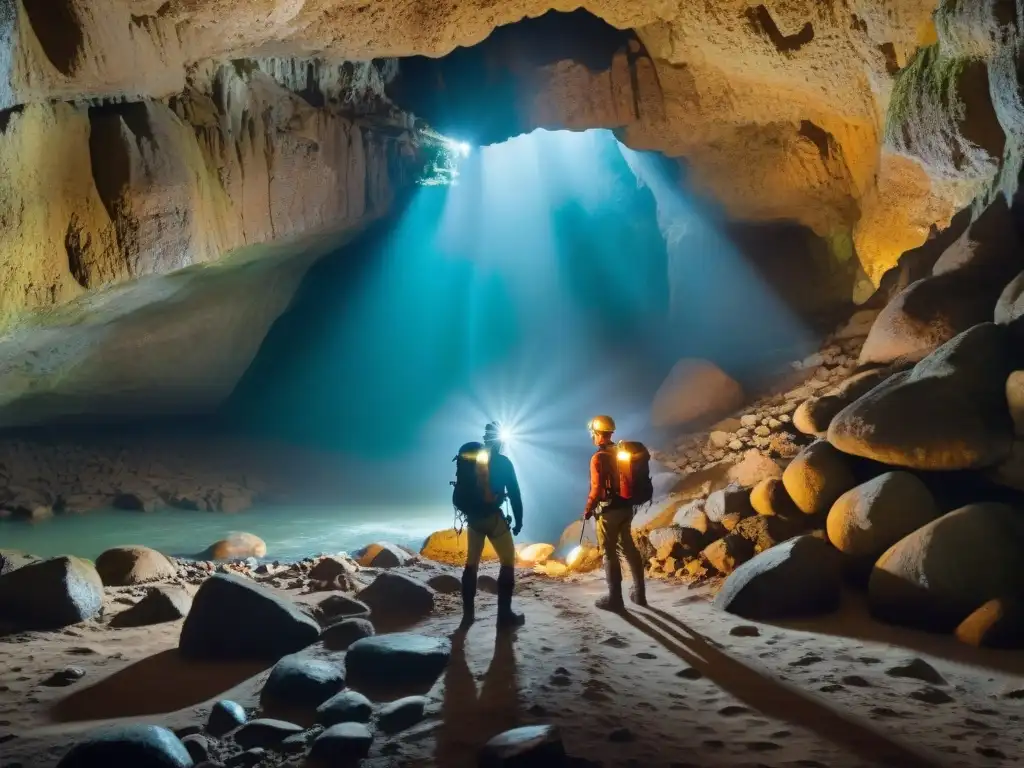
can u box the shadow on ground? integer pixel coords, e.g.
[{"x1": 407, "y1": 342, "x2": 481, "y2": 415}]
[
  {"x1": 758, "y1": 589, "x2": 1024, "y2": 677},
  {"x1": 50, "y1": 649, "x2": 267, "y2": 722},
  {"x1": 435, "y1": 625, "x2": 520, "y2": 765},
  {"x1": 623, "y1": 607, "x2": 946, "y2": 768}
]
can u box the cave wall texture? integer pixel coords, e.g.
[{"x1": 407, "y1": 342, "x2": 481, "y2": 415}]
[{"x1": 1, "y1": 0, "x2": 1023, "y2": 424}]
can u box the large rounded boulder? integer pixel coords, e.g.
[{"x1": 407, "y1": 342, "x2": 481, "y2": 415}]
[
  {"x1": 868, "y1": 503, "x2": 1024, "y2": 632},
  {"x1": 57, "y1": 725, "x2": 192, "y2": 768},
  {"x1": 793, "y1": 366, "x2": 901, "y2": 438},
  {"x1": 826, "y1": 472, "x2": 939, "y2": 560},
  {"x1": 96, "y1": 546, "x2": 176, "y2": 586},
  {"x1": 420, "y1": 528, "x2": 497, "y2": 565},
  {"x1": 714, "y1": 535, "x2": 842, "y2": 620},
  {"x1": 749, "y1": 478, "x2": 800, "y2": 518},
  {"x1": 995, "y1": 271, "x2": 1024, "y2": 324},
  {"x1": 650, "y1": 358, "x2": 743, "y2": 428},
  {"x1": 345, "y1": 633, "x2": 451, "y2": 692},
  {"x1": 200, "y1": 533, "x2": 267, "y2": 561},
  {"x1": 860, "y1": 201, "x2": 1021, "y2": 366},
  {"x1": 0, "y1": 556, "x2": 104, "y2": 629},
  {"x1": 357, "y1": 572, "x2": 435, "y2": 619},
  {"x1": 782, "y1": 440, "x2": 856, "y2": 516},
  {"x1": 830, "y1": 323, "x2": 1014, "y2": 470},
  {"x1": 178, "y1": 573, "x2": 320, "y2": 660}
]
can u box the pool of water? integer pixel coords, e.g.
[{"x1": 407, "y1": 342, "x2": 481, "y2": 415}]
[{"x1": 0, "y1": 505, "x2": 454, "y2": 562}]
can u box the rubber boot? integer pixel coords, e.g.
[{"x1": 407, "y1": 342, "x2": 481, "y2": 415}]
[
  {"x1": 461, "y1": 565, "x2": 477, "y2": 628},
  {"x1": 496, "y1": 565, "x2": 525, "y2": 628},
  {"x1": 595, "y1": 558, "x2": 625, "y2": 612}
]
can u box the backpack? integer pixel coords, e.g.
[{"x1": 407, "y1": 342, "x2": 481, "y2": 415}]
[
  {"x1": 451, "y1": 442, "x2": 504, "y2": 520},
  {"x1": 599, "y1": 440, "x2": 653, "y2": 508}
]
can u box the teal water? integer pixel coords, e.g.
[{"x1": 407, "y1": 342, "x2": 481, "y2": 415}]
[{"x1": 0, "y1": 505, "x2": 454, "y2": 561}]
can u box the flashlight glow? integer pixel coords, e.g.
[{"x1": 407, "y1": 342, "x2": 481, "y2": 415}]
[
  {"x1": 458, "y1": 142, "x2": 471, "y2": 157},
  {"x1": 566, "y1": 545, "x2": 583, "y2": 568},
  {"x1": 499, "y1": 427, "x2": 515, "y2": 443},
  {"x1": 617, "y1": 450, "x2": 631, "y2": 462},
  {"x1": 476, "y1": 450, "x2": 490, "y2": 464}
]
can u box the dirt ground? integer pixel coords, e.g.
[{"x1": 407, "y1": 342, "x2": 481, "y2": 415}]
[{"x1": 3, "y1": 563, "x2": 1024, "y2": 768}]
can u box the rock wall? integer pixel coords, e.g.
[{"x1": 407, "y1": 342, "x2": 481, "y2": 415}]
[
  {"x1": 0, "y1": 53, "x2": 420, "y2": 327},
  {"x1": 0, "y1": 0, "x2": 1003, "y2": 317}
]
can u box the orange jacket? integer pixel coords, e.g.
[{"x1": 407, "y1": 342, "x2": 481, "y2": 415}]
[{"x1": 585, "y1": 444, "x2": 617, "y2": 515}]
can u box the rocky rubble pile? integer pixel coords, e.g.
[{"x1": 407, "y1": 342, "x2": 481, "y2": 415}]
[
  {"x1": 635, "y1": 203, "x2": 1024, "y2": 649},
  {"x1": 0, "y1": 436, "x2": 275, "y2": 519},
  {"x1": 652, "y1": 309, "x2": 875, "y2": 477}
]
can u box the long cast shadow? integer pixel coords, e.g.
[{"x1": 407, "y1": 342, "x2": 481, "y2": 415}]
[
  {"x1": 622, "y1": 607, "x2": 945, "y2": 768},
  {"x1": 436, "y1": 626, "x2": 519, "y2": 766},
  {"x1": 50, "y1": 649, "x2": 267, "y2": 722}
]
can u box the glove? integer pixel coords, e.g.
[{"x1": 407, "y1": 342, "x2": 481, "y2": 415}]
[
  {"x1": 583, "y1": 509, "x2": 594, "y2": 521},
  {"x1": 512, "y1": 522, "x2": 522, "y2": 536}
]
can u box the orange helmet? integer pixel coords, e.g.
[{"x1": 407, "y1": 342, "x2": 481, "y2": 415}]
[{"x1": 588, "y1": 415, "x2": 616, "y2": 434}]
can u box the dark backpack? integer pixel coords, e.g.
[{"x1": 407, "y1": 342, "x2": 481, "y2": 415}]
[
  {"x1": 451, "y1": 442, "x2": 503, "y2": 520},
  {"x1": 599, "y1": 440, "x2": 653, "y2": 508}
]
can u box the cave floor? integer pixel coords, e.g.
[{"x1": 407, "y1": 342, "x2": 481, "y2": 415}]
[{"x1": 2, "y1": 566, "x2": 1022, "y2": 768}]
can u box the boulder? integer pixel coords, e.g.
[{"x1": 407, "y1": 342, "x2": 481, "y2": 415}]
[
  {"x1": 314, "y1": 594, "x2": 370, "y2": 624},
  {"x1": 714, "y1": 535, "x2": 842, "y2": 620},
  {"x1": 955, "y1": 598, "x2": 1024, "y2": 649},
  {"x1": 322, "y1": 618, "x2": 375, "y2": 651},
  {"x1": 315, "y1": 690, "x2": 372, "y2": 729},
  {"x1": 260, "y1": 655, "x2": 345, "y2": 710},
  {"x1": 704, "y1": 485, "x2": 756, "y2": 529},
  {"x1": 700, "y1": 535, "x2": 754, "y2": 575},
  {"x1": 377, "y1": 695, "x2": 428, "y2": 733},
  {"x1": 869, "y1": 503, "x2": 1024, "y2": 631},
  {"x1": 986, "y1": 439, "x2": 1024, "y2": 492},
  {"x1": 0, "y1": 549, "x2": 38, "y2": 575},
  {"x1": 95, "y1": 546, "x2": 176, "y2": 586},
  {"x1": 782, "y1": 440, "x2": 856, "y2": 515},
  {"x1": 0, "y1": 556, "x2": 103, "y2": 629},
  {"x1": 995, "y1": 271, "x2": 1024, "y2": 324},
  {"x1": 420, "y1": 528, "x2": 497, "y2": 565},
  {"x1": 671, "y1": 500, "x2": 711, "y2": 532},
  {"x1": 345, "y1": 633, "x2": 451, "y2": 691},
  {"x1": 830, "y1": 323, "x2": 1014, "y2": 470},
  {"x1": 57, "y1": 725, "x2": 192, "y2": 768},
  {"x1": 309, "y1": 722, "x2": 373, "y2": 763},
  {"x1": 479, "y1": 724, "x2": 566, "y2": 768},
  {"x1": 200, "y1": 533, "x2": 267, "y2": 561},
  {"x1": 426, "y1": 573, "x2": 462, "y2": 594},
  {"x1": 861, "y1": 202, "x2": 1021, "y2": 366},
  {"x1": 180, "y1": 734, "x2": 209, "y2": 763},
  {"x1": 826, "y1": 472, "x2": 939, "y2": 560},
  {"x1": 793, "y1": 367, "x2": 901, "y2": 437},
  {"x1": 749, "y1": 478, "x2": 800, "y2": 518},
  {"x1": 478, "y1": 574, "x2": 499, "y2": 594},
  {"x1": 178, "y1": 573, "x2": 320, "y2": 661},
  {"x1": 110, "y1": 586, "x2": 192, "y2": 628},
  {"x1": 647, "y1": 525, "x2": 704, "y2": 552},
  {"x1": 516, "y1": 543, "x2": 555, "y2": 565},
  {"x1": 234, "y1": 719, "x2": 304, "y2": 750},
  {"x1": 354, "y1": 542, "x2": 410, "y2": 569},
  {"x1": 207, "y1": 700, "x2": 247, "y2": 737},
  {"x1": 730, "y1": 515, "x2": 802, "y2": 554},
  {"x1": 308, "y1": 556, "x2": 358, "y2": 582},
  {"x1": 651, "y1": 358, "x2": 744, "y2": 428},
  {"x1": 357, "y1": 572, "x2": 435, "y2": 619}
]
